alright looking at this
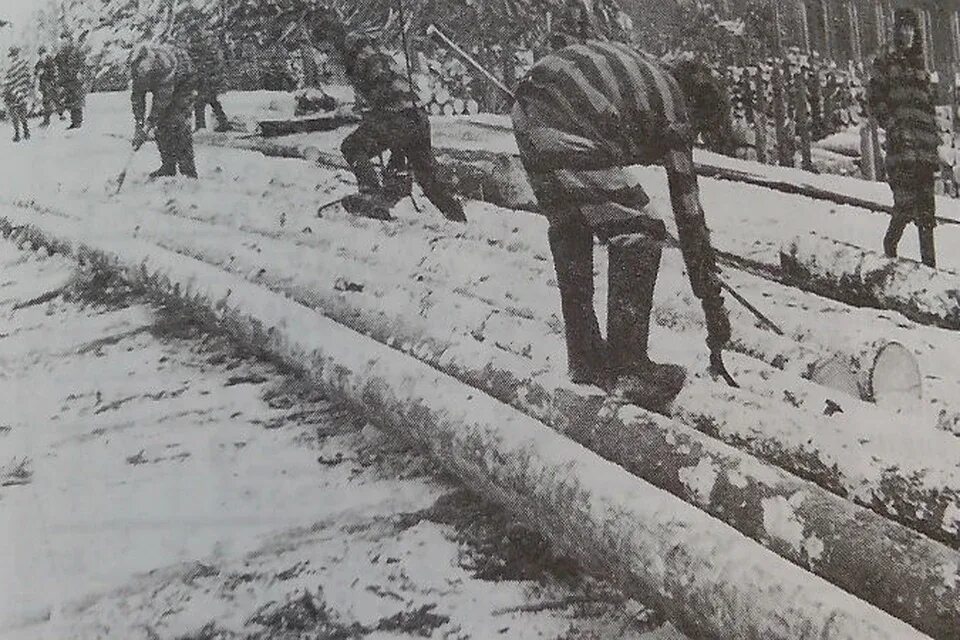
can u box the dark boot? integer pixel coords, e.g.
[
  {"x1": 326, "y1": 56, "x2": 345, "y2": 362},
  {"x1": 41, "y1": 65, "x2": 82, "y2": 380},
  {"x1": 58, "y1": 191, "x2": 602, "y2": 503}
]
[
  {"x1": 341, "y1": 192, "x2": 393, "y2": 220},
  {"x1": 607, "y1": 233, "x2": 686, "y2": 410},
  {"x1": 67, "y1": 108, "x2": 82, "y2": 129},
  {"x1": 883, "y1": 217, "x2": 908, "y2": 258},
  {"x1": 151, "y1": 128, "x2": 176, "y2": 178},
  {"x1": 211, "y1": 99, "x2": 231, "y2": 132},
  {"x1": 548, "y1": 222, "x2": 606, "y2": 387},
  {"x1": 22, "y1": 120, "x2": 30, "y2": 140},
  {"x1": 919, "y1": 225, "x2": 936, "y2": 268},
  {"x1": 149, "y1": 165, "x2": 176, "y2": 179}
]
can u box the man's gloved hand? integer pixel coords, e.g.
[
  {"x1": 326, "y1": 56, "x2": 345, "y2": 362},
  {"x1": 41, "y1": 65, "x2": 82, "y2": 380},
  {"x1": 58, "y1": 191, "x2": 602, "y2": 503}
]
[
  {"x1": 132, "y1": 125, "x2": 149, "y2": 150},
  {"x1": 703, "y1": 293, "x2": 731, "y2": 352}
]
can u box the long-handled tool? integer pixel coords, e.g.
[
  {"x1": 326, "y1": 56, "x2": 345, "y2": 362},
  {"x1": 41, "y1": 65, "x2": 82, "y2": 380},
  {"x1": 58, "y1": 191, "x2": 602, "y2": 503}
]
[
  {"x1": 114, "y1": 124, "x2": 156, "y2": 196},
  {"x1": 426, "y1": 24, "x2": 516, "y2": 102}
]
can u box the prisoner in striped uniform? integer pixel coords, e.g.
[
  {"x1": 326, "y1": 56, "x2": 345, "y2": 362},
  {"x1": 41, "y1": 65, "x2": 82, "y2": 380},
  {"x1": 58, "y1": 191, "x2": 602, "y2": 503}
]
[
  {"x1": 313, "y1": 11, "x2": 465, "y2": 222},
  {"x1": 130, "y1": 42, "x2": 198, "y2": 179},
  {"x1": 867, "y1": 8, "x2": 939, "y2": 267},
  {"x1": 4, "y1": 46, "x2": 31, "y2": 142},
  {"x1": 512, "y1": 40, "x2": 730, "y2": 408}
]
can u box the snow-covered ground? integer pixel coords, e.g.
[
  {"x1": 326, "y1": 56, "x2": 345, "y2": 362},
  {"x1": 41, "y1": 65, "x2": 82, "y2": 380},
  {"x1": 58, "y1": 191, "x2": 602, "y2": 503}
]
[
  {"x1": 2, "y1": 91, "x2": 960, "y2": 637},
  {"x1": 0, "y1": 236, "x2": 681, "y2": 640}
]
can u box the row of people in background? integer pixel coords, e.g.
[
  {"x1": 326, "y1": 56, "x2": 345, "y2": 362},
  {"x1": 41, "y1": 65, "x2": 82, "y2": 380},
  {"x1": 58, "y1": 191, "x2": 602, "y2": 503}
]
[{"x1": 3, "y1": 30, "x2": 87, "y2": 141}]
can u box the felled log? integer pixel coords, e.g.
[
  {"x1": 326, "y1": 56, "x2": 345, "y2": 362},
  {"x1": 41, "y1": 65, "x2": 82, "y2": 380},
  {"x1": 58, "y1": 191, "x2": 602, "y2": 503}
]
[
  {"x1": 781, "y1": 232, "x2": 960, "y2": 330},
  {"x1": 41, "y1": 198, "x2": 960, "y2": 637},
  {"x1": 0, "y1": 209, "x2": 932, "y2": 640},
  {"x1": 257, "y1": 111, "x2": 360, "y2": 137}
]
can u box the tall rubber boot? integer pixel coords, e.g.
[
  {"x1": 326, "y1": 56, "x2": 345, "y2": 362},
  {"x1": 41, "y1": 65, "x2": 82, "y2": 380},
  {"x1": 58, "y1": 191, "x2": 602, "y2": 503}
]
[
  {"x1": 194, "y1": 104, "x2": 206, "y2": 130},
  {"x1": 211, "y1": 99, "x2": 231, "y2": 132},
  {"x1": 883, "y1": 217, "x2": 908, "y2": 258},
  {"x1": 919, "y1": 225, "x2": 936, "y2": 268},
  {"x1": 548, "y1": 222, "x2": 606, "y2": 387},
  {"x1": 149, "y1": 127, "x2": 177, "y2": 178},
  {"x1": 607, "y1": 233, "x2": 686, "y2": 411}
]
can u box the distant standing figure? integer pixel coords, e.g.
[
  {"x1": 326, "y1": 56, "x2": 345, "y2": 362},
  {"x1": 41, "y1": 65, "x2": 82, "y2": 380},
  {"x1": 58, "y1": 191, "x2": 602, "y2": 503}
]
[
  {"x1": 35, "y1": 45, "x2": 58, "y2": 127},
  {"x1": 130, "y1": 42, "x2": 198, "y2": 179},
  {"x1": 4, "y1": 46, "x2": 32, "y2": 142},
  {"x1": 868, "y1": 8, "x2": 940, "y2": 267},
  {"x1": 55, "y1": 30, "x2": 87, "y2": 129},
  {"x1": 177, "y1": 8, "x2": 231, "y2": 132}
]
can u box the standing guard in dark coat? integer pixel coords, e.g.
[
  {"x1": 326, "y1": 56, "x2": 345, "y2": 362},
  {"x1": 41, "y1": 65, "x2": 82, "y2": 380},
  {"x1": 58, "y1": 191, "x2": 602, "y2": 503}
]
[
  {"x1": 35, "y1": 45, "x2": 58, "y2": 127},
  {"x1": 130, "y1": 42, "x2": 198, "y2": 179},
  {"x1": 313, "y1": 12, "x2": 465, "y2": 222},
  {"x1": 55, "y1": 31, "x2": 87, "y2": 129},
  {"x1": 176, "y1": 8, "x2": 231, "y2": 132},
  {"x1": 867, "y1": 8, "x2": 941, "y2": 267},
  {"x1": 512, "y1": 40, "x2": 732, "y2": 408}
]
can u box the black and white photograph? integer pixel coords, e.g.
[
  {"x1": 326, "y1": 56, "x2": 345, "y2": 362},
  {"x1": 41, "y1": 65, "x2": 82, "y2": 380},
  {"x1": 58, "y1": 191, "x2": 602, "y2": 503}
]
[{"x1": 1, "y1": 1, "x2": 958, "y2": 638}]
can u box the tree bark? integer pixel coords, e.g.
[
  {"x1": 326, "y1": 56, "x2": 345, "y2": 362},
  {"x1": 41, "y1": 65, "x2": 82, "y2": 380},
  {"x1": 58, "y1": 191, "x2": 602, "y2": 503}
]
[
  {"x1": 11, "y1": 193, "x2": 960, "y2": 636},
  {"x1": 0, "y1": 210, "x2": 936, "y2": 640},
  {"x1": 782, "y1": 232, "x2": 960, "y2": 331}
]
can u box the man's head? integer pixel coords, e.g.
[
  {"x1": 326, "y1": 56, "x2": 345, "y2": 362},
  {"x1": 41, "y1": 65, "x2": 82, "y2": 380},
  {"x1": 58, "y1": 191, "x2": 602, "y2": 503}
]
[
  {"x1": 8, "y1": 45, "x2": 19, "y2": 58},
  {"x1": 38, "y1": 45, "x2": 46, "y2": 56},
  {"x1": 894, "y1": 8, "x2": 918, "y2": 52},
  {"x1": 669, "y1": 58, "x2": 736, "y2": 154}
]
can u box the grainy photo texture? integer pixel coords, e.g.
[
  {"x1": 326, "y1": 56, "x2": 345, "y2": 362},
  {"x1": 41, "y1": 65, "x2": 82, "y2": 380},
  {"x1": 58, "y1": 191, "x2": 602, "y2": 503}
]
[{"x1": 1, "y1": 1, "x2": 959, "y2": 639}]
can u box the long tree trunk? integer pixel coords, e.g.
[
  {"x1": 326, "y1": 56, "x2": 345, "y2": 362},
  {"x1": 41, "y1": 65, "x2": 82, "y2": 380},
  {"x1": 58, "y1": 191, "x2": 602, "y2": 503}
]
[
  {"x1": 0, "y1": 210, "x2": 935, "y2": 640},
  {"x1": 7, "y1": 193, "x2": 959, "y2": 637},
  {"x1": 782, "y1": 232, "x2": 960, "y2": 331}
]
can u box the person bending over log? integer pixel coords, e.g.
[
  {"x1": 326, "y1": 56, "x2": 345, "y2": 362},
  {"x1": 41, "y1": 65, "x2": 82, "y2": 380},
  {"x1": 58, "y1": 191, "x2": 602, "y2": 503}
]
[
  {"x1": 130, "y1": 42, "x2": 198, "y2": 179},
  {"x1": 511, "y1": 40, "x2": 732, "y2": 409},
  {"x1": 312, "y1": 11, "x2": 466, "y2": 222},
  {"x1": 867, "y1": 8, "x2": 940, "y2": 268}
]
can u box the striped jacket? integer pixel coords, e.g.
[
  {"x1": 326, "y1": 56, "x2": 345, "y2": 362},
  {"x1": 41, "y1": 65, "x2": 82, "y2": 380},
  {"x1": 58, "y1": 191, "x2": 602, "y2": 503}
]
[
  {"x1": 4, "y1": 54, "x2": 31, "y2": 107},
  {"x1": 344, "y1": 43, "x2": 418, "y2": 113},
  {"x1": 130, "y1": 43, "x2": 196, "y2": 127},
  {"x1": 512, "y1": 41, "x2": 697, "y2": 221},
  {"x1": 867, "y1": 47, "x2": 940, "y2": 175}
]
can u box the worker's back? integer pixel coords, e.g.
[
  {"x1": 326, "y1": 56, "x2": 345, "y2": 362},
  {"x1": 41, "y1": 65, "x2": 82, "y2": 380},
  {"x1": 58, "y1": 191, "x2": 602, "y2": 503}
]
[{"x1": 515, "y1": 41, "x2": 693, "y2": 170}]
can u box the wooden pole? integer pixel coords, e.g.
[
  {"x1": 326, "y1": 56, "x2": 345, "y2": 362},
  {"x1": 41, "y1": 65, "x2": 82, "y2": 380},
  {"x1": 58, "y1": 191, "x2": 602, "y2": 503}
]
[
  {"x1": 797, "y1": 68, "x2": 814, "y2": 170},
  {"x1": 772, "y1": 0, "x2": 784, "y2": 54},
  {"x1": 847, "y1": 1, "x2": 863, "y2": 63},
  {"x1": 860, "y1": 120, "x2": 877, "y2": 180},
  {"x1": 819, "y1": 0, "x2": 832, "y2": 58},
  {"x1": 754, "y1": 68, "x2": 769, "y2": 163},
  {"x1": 798, "y1": 0, "x2": 812, "y2": 54}
]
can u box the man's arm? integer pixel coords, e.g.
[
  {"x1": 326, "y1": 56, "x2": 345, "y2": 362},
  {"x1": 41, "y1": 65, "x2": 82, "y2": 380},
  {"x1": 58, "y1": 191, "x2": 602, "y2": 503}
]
[
  {"x1": 663, "y1": 146, "x2": 730, "y2": 352},
  {"x1": 866, "y1": 57, "x2": 890, "y2": 128}
]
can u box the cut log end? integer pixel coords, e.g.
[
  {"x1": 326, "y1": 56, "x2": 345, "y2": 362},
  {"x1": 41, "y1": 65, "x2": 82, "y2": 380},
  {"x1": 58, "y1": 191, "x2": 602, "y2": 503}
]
[
  {"x1": 807, "y1": 341, "x2": 922, "y2": 405},
  {"x1": 870, "y1": 341, "x2": 922, "y2": 404}
]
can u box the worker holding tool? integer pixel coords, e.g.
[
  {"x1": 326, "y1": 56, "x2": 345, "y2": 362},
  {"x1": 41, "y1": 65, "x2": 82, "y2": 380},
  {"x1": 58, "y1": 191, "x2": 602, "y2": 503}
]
[
  {"x1": 130, "y1": 41, "x2": 198, "y2": 179},
  {"x1": 311, "y1": 9, "x2": 466, "y2": 222},
  {"x1": 511, "y1": 39, "x2": 734, "y2": 408},
  {"x1": 867, "y1": 8, "x2": 940, "y2": 268}
]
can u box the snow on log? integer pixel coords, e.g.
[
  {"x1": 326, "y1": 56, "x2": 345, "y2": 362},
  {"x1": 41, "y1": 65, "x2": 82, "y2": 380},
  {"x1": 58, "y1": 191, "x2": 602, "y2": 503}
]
[
  {"x1": 781, "y1": 232, "x2": 960, "y2": 330},
  {"x1": 57, "y1": 193, "x2": 960, "y2": 550},
  {"x1": 21, "y1": 201, "x2": 960, "y2": 637},
  {"x1": 653, "y1": 278, "x2": 922, "y2": 403},
  {"x1": 0, "y1": 211, "x2": 934, "y2": 640}
]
